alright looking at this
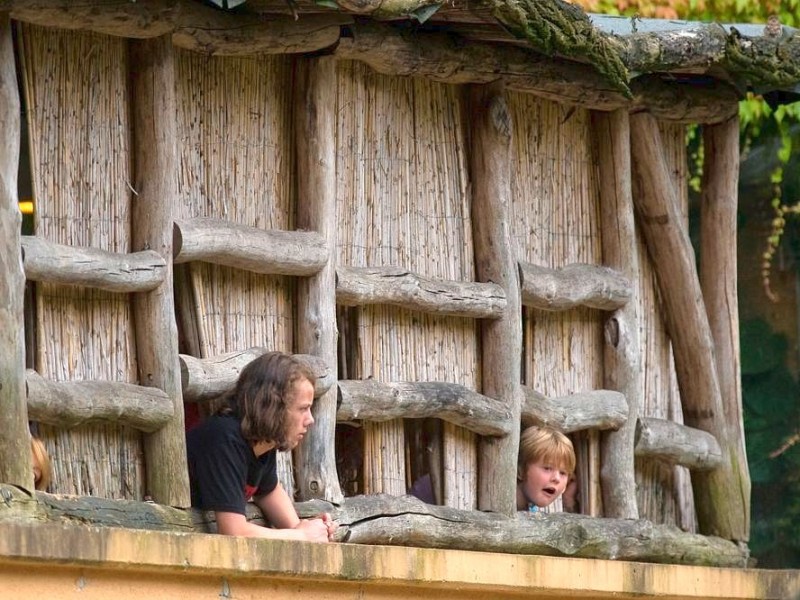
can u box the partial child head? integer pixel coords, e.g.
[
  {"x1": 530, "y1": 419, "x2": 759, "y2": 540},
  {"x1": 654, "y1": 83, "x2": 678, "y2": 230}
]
[
  {"x1": 31, "y1": 436, "x2": 51, "y2": 491},
  {"x1": 517, "y1": 425, "x2": 575, "y2": 509},
  {"x1": 226, "y1": 351, "x2": 316, "y2": 451}
]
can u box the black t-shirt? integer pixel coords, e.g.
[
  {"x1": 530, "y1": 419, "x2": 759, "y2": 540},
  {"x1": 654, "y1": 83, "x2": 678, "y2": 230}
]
[{"x1": 186, "y1": 414, "x2": 278, "y2": 514}]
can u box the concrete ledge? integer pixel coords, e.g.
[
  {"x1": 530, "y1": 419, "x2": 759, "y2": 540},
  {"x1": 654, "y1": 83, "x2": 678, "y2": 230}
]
[{"x1": 0, "y1": 522, "x2": 799, "y2": 599}]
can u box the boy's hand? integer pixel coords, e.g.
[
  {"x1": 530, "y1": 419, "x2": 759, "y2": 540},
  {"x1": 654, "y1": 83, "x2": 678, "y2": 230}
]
[
  {"x1": 294, "y1": 517, "x2": 330, "y2": 542},
  {"x1": 319, "y1": 512, "x2": 338, "y2": 541}
]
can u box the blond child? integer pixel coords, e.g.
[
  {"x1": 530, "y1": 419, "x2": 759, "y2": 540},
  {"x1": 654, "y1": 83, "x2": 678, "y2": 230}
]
[
  {"x1": 31, "y1": 436, "x2": 51, "y2": 491},
  {"x1": 516, "y1": 425, "x2": 575, "y2": 513}
]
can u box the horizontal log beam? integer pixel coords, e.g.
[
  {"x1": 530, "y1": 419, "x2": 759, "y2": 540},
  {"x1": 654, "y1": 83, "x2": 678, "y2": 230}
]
[
  {"x1": 337, "y1": 379, "x2": 512, "y2": 436},
  {"x1": 522, "y1": 388, "x2": 628, "y2": 433},
  {"x1": 8, "y1": 1, "x2": 350, "y2": 55},
  {"x1": 0, "y1": 486, "x2": 746, "y2": 567},
  {"x1": 21, "y1": 235, "x2": 167, "y2": 293},
  {"x1": 336, "y1": 494, "x2": 747, "y2": 568},
  {"x1": 173, "y1": 217, "x2": 328, "y2": 276},
  {"x1": 180, "y1": 349, "x2": 334, "y2": 403},
  {"x1": 336, "y1": 266, "x2": 506, "y2": 318},
  {"x1": 518, "y1": 262, "x2": 631, "y2": 312},
  {"x1": 25, "y1": 369, "x2": 174, "y2": 432},
  {"x1": 635, "y1": 417, "x2": 723, "y2": 471},
  {"x1": 336, "y1": 24, "x2": 743, "y2": 124}
]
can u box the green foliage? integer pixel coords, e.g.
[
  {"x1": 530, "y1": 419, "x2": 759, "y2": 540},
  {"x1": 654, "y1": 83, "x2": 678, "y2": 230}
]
[{"x1": 740, "y1": 318, "x2": 800, "y2": 565}]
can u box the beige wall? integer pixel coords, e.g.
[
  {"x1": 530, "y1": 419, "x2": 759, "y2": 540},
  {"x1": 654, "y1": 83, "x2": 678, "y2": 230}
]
[{"x1": 1, "y1": 522, "x2": 797, "y2": 600}]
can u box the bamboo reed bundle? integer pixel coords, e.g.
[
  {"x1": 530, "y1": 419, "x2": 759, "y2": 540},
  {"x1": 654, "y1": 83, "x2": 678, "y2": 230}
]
[
  {"x1": 19, "y1": 24, "x2": 143, "y2": 499},
  {"x1": 173, "y1": 50, "x2": 297, "y2": 494},
  {"x1": 507, "y1": 93, "x2": 604, "y2": 514},
  {"x1": 633, "y1": 122, "x2": 697, "y2": 532},
  {"x1": 335, "y1": 62, "x2": 479, "y2": 508}
]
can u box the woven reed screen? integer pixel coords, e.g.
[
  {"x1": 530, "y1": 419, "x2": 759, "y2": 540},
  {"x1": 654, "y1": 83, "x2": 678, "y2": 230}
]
[
  {"x1": 19, "y1": 25, "x2": 142, "y2": 498},
  {"x1": 335, "y1": 62, "x2": 480, "y2": 509},
  {"x1": 633, "y1": 122, "x2": 697, "y2": 532},
  {"x1": 507, "y1": 93, "x2": 604, "y2": 514},
  {"x1": 173, "y1": 50, "x2": 298, "y2": 493}
]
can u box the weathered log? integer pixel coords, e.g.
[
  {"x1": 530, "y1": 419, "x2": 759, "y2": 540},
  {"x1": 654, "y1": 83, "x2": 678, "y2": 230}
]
[
  {"x1": 630, "y1": 112, "x2": 747, "y2": 542},
  {"x1": 173, "y1": 217, "x2": 327, "y2": 276},
  {"x1": 5, "y1": 1, "x2": 349, "y2": 55},
  {"x1": 591, "y1": 108, "x2": 641, "y2": 519},
  {"x1": 180, "y1": 349, "x2": 334, "y2": 403},
  {"x1": 335, "y1": 24, "x2": 743, "y2": 124},
  {"x1": 518, "y1": 262, "x2": 631, "y2": 311},
  {"x1": 294, "y1": 57, "x2": 343, "y2": 504},
  {"x1": 521, "y1": 388, "x2": 628, "y2": 434},
  {"x1": 25, "y1": 369, "x2": 174, "y2": 432},
  {"x1": 336, "y1": 265, "x2": 506, "y2": 318},
  {"x1": 468, "y1": 82, "x2": 522, "y2": 515},
  {"x1": 0, "y1": 12, "x2": 32, "y2": 490},
  {"x1": 337, "y1": 380, "x2": 512, "y2": 437},
  {"x1": 335, "y1": 494, "x2": 747, "y2": 568},
  {"x1": 130, "y1": 35, "x2": 190, "y2": 506},
  {"x1": 699, "y1": 116, "x2": 750, "y2": 523},
  {"x1": 635, "y1": 417, "x2": 723, "y2": 471},
  {"x1": 0, "y1": 485, "x2": 748, "y2": 568},
  {"x1": 21, "y1": 235, "x2": 167, "y2": 292}
]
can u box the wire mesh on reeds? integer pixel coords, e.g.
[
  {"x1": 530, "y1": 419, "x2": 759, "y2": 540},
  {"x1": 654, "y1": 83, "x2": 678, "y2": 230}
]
[
  {"x1": 173, "y1": 49, "x2": 298, "y2": 493},
  {"x1": 633, "y1": 121, "x2": 697, "y2": 532},
  {"x1": 19, "y1": 24, "x2": 143, "y2": 499},
  {"x1": 507, "y1": 93, "x2": 604, "y2": 514},
  {"x1": 335, "y1": 62, "x2": 479, "y2": 509}
]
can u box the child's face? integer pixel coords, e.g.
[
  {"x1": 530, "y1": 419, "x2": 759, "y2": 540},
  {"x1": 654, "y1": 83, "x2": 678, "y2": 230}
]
[{"x1": 520, "y1": 461, "x2": 569, "y2": 508}]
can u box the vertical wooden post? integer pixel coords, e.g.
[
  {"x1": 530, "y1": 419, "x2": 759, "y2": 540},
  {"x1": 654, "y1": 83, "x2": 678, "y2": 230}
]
[
  {"x1": 468, "y1": 83, "x2": 522, "y2": 515},
  {"x1": 0, "y1": 13, "x2": 33, "y2": 489},
  {"x1": 630, "y1": 112, "x2": 747, "y2": 541},
  {"x1": 294, "y1": 56, "x2": 343, "y2": 504},
  {"x1": 591, "y1": 109, "x2": 640, "y2": 519},
  {"x1": 130, "y1": 35, "x2": 190, "y2": 506},
  {"x1": 700, "y1": 115, "x2": 750, "y2": 539}
]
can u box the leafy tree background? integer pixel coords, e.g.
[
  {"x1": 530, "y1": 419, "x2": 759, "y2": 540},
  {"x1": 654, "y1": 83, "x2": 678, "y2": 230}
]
[{"x1": 570, "y1": 0, "x2": 800, "y2": 567}]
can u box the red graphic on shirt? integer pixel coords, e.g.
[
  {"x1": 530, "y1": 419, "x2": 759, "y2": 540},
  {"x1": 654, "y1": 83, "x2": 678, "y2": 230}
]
[{"x1": 244, "y1": 484, "x2": 257, "y2": 501}]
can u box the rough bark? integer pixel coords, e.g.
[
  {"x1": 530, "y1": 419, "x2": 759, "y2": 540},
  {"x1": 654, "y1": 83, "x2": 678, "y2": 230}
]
[
  {"x1": 173, "y1": 217, "x2": 327, "y2": 276},
  {"x1": 25, "y1": 369, "x2": 174, "y2": 432},
  {"x1": 521, "y1": 388, "x2": 628, "y2": 434},
  {"x1": 21, "y1": 235, "x2": 167, "y2": 292},
  {"x1": 130, "y1": 35, "x2": 190, "y2": 506},
  {"x1": 337, "y1": 380, "x2": 512, "y2": 436},
  {"x1": 635, "y1": 417, "x2": 723, "y2": 470},
  {"x1": 630, "y1": 111, "x2": 747, "y2": 542},
  {"x1": 0, "y1": 12, "x2": 32, "y2": 490},
  {"x1": 337, "y1": 265, "x2": 506, "y2": 318},
  {"x1": 335, "y1": 24, "x2": 742, "y2": 124},
  {"x1": 468, "y1": 83, "x2": 522, "y2": 515},
  {"x1": 180, "y1": 349, "x2": 334, "y2": 403},
  {"x1": 0, "y1": 485, "x2": 748, "y2": 568},
  {"x1": 591, "y1": 109, "x2": 640, "y2": 519},
  {"x1": 336, "y1": 494, "x2": 747, "y2": 568},
  {"x1": 4, "y1": 1, "x2": 349, "y2": 55},
  {"x1": 518, "y1": 261, "x2": 631, "y2": 311},
  {"x1": 699, "y1": 115, "x2": 750, "y2": 528},
  {"x1": 294, "y1": 57, "x2": 343, "y2": 504}
]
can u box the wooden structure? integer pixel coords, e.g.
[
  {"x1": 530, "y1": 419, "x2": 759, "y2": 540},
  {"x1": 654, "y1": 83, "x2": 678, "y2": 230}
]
[{"x1": 1, "y1": 0, "x2": 800, "y2": 596}]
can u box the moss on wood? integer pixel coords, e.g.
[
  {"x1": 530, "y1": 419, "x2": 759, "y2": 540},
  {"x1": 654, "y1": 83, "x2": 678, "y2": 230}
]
[{"x1": 478, "y1": 0, "x2": 630, "y2": 96}]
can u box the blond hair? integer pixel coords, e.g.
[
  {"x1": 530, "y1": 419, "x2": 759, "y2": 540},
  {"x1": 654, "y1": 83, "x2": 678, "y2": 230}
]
[
  {"x1": 518, "y1": 425, "x2": 575, "y2": 479},
  {"x1": 31, "y1": 437, "x2": 51, "y2": 491}
]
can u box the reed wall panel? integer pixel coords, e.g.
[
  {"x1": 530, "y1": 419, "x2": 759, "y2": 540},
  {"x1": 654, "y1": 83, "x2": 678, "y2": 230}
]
[
  {"x1": 335, "y1": 62, "x2": 479, "y2": 509},
  {"x1": 507, "y1": 93, "x2": 604, "y2": 514},
  {"x1": 173, "y1": 50, "x2": 297, "y2": 491},
  {"x1": 634, "y1": 122, "x2": 697, "y2": 532},
  {"x1": 20, "y1": 25, "x2": 142, "y2": 498}
]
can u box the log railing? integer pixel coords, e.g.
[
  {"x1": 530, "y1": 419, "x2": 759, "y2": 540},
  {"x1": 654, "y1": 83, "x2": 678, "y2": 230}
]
[
  {"x1": 25, "y1": 370, "x2": 174, "y2": 433},
  {"x1": 518, "y1": 262, "x2": 631, "y2": 312},
  {"x1": 21, "y1": 236, "x2": 167, "y2": 293}
]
